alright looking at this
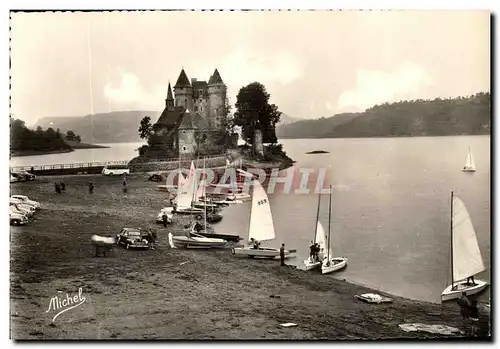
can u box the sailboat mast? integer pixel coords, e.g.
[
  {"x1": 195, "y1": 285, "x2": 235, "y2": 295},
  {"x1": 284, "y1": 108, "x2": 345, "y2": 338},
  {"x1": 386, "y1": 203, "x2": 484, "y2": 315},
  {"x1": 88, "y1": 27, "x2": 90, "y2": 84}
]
[
  {"x1": 203, "y1": 157, "x2": 207, "y2": 230},
  {"x1": 313, "y1": 193, "x2": 321, "y2": 243},
  {"x1": 450, "y1": 191, "x2": 455, "y2": 288},
  {"x1": 327, "y1": 185, "x2": 332, "y2": 261}
]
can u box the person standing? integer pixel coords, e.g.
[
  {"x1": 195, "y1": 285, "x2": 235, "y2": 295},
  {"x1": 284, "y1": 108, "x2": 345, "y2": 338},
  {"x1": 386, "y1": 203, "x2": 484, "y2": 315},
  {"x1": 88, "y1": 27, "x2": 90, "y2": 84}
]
[
  {"x1": 457, "y1": 292, "x2": 472, "y2": 334},
  {"x1": 60, "y1": 181, "x2": 66, "y2": 193},
  {"x1": 162, "y1": 213, "x2": 169, "y2": 227},
  {"x1": 55, "y1": 182, "x2": 61, "y2": 194},
  {"x1": 88, "y1": 181, "x2": 94, "y2": 194},
  {"x1": 280, "y1": 243, "x2": 286, "y2": 266}
]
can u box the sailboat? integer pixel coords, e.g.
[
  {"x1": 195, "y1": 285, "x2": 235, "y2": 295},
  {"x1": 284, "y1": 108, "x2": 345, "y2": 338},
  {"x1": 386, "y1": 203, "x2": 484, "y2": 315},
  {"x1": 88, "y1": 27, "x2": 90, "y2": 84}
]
[
  {"x1": 169, "y1": 159, "x2": 228, "y2": 249},
  {"x1": 462, "y1": 147, "x2": 476, "y2": 172},
  {"x1": 172, "y1": 161, "x2": 204, "y2": 215},
  {"x1": 304, "y1": 194, "x2": 326, "y2": 271},
  {"x1": 441, "y1": 191, "x2": 487, "y2": 301},
  {"x1": 232, "y1": 176, "x2": 296, "y2": 259},
  {"x1": 321, "y1": 185, "x2": 348, "y2": 274}
]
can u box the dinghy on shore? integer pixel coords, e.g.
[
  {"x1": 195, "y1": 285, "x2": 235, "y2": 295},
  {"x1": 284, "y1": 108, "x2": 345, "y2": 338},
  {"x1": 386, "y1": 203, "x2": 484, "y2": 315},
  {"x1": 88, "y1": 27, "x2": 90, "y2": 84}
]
[{"x1": 232, "y1": 173, "x2": 295, "y2": 259}]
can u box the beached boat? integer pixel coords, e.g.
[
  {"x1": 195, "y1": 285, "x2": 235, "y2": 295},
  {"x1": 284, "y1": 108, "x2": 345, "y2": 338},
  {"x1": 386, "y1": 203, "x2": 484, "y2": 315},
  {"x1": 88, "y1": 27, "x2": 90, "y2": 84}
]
[
  {"x1": 232, "y1": 177, "x2": 295, "y2": 259},
  {"x1": 321, "y1": 186, "x2": 348, "y2": 274},
  {"x1": 462, "y1": 146, "x2": 476, "y2": 172},
  {"x1": 304, "y1": 193, "x2": 325, "y2": 271},
  {"x1": 441, "y1": 191, "x2": 487, "y2": 301},
  {"x1": 169, "y1": 231, "x2": 227, "y2": 249}
]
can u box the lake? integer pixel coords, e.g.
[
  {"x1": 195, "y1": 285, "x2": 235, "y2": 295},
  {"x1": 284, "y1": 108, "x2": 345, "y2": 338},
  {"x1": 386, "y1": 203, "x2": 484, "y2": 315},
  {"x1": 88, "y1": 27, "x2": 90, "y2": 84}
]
[{"x1": 9, "y1": 136, "x2": 490, "y2": 303}]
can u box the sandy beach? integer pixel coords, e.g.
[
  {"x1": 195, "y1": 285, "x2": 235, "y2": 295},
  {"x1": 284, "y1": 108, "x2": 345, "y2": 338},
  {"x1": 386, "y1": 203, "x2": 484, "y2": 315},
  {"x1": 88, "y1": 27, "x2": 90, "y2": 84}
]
[{"x1": 10, "y1": 174, "x2": 491, "y2": 340}]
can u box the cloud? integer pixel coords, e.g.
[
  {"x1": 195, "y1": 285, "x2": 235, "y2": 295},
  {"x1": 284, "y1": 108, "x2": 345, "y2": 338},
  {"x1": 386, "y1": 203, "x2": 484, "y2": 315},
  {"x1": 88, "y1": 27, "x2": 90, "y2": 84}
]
[
  {"x1": 337, "y1": 63, "x2": 434, "y2": 112},
  {"x1": 104, "y1": 69, "x2": 166, "y2": 109}
]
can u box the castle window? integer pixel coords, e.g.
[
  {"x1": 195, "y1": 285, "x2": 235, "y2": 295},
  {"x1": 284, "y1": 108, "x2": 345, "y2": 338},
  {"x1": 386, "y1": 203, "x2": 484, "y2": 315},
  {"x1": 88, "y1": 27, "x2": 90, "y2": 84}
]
[
  {"x1": 194, "y1": 106, "x2": 198, "y2": 111},
  {"x1": 182, "y1": 130, "x2": 186, "y2": 134},
  {"x1": 182, "y1": 146, "x2": 187, "y2": 151}
]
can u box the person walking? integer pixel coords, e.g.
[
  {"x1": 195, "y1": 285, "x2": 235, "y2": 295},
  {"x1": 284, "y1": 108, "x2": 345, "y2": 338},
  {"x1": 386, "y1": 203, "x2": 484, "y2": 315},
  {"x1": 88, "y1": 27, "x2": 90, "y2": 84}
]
[{"x1": 280, "y1": 243, "x2": 286, "y2": 266}]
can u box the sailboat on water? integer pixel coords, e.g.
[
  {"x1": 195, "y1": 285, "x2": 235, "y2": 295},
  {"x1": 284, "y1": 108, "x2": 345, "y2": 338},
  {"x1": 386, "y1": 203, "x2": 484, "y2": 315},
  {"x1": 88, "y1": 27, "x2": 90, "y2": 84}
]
[
  {"x1": 232, "y1": 170, "x2": 296, "y2": 259},
  {"x1": 321, "y1": 185, "x2": 348, "y2": 274},
  {"x1": 462, "y1": 147, "x2": 476, "y2": 172},
  {"x1": 304, "y1": 194, "x2": 326, "y2": 271},
  {"x1": 441, "y1": 191, "x2": 488, "y2": 301}
]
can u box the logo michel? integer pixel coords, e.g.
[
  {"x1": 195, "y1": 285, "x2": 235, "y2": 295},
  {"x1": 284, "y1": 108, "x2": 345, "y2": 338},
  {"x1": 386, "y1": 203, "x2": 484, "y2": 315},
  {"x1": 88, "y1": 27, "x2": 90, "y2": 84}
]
[{"x1": 46, "y1": 288, "x2": 86, "y2": 323}]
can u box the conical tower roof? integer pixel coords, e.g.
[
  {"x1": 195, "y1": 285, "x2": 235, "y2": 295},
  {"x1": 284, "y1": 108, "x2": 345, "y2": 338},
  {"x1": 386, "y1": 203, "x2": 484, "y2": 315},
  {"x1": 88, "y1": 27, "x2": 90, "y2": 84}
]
[
  {"x1": 174, "y1": 69, "x2": 191, "y2": 88},
  {"x1": 166, "y1": 82, "x2": 174, "y2": 100},
  {"x1": 208, "y1": 68, "x2": 223, "y2": 84}
]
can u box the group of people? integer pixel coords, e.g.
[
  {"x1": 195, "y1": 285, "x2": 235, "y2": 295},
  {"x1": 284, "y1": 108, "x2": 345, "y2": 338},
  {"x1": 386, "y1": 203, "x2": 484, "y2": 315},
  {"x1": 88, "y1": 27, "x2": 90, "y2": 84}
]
[
  {"x1": 54, "y1": 181, "x2": 66, "y2": 194},
  {"x1": 457, "y1": 292, "x2": 480, "y2": 336},
  {"x1": 309, "y1": 242, "x2": 322, "y2": 262}
]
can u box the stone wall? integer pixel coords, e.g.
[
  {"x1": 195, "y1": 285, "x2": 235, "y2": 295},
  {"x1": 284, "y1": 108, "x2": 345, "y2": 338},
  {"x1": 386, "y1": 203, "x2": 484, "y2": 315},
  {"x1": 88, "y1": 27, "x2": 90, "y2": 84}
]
[{"x1": 129, "y1": 155, "x2": 227, "y2": 173}]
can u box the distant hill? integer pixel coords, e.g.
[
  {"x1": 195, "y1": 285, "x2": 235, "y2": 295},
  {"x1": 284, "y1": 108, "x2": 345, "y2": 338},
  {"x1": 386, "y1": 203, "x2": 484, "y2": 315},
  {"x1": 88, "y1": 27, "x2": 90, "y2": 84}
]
[
  {"x1": 276, "y1": 113, "x2": 360, "y2": 138},
  {"x1": 35, "y1": 110, "x2": 162, "y2": 144},
  {"x1": 279, "y1": 113, "x2": 301, "y2": 125},
  {"x1": 276, "y1": 93, "x2": 491, "y2": 139}
]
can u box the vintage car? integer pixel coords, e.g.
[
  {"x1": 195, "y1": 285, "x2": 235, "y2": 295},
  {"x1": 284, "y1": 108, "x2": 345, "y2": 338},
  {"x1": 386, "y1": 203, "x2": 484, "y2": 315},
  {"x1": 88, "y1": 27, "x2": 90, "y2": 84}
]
[
  {"x1": 19, "y1": 171, "x2": 36, "y2": 181},
  {"x1": 10, "y1": 210, "x2": 28, "y2": 226},
  {"x1": 148, "y1": 173, "x2": 165, "y2": 182},
  {"x1": 116, "y1": 228, "x2": 149, "y2": 250},
  {"x1": 11, "y1": 195, "x2": 40, "y2": 209},
  {"x1": 10, "y1": 201, "x2": 34, "y2": 217}
]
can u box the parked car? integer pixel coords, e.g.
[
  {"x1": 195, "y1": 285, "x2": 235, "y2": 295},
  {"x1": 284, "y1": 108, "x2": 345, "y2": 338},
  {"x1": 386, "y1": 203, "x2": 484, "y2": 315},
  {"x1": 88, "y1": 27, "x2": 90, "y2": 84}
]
[
  {"x1": 19, "y1": 171, "x2": 36, "y2": 181},
  {"x1": 11, "y1": 172, "x2": 26, "y2": 182},
  {"x1": 10, "y1": 211, "x2": 27, "y2": 226},
  {"x1": 10, "y1": 201, "x2": 34, "y2": 217},
  {"x1": 10, "y1": 195, "x2": 40, "y2": 209},
  {"x1": 156, "y1": 207, "x2": 174, "y2": 224},
  {"x1": 10, "y1": 197, "x2": 37, "y2": 212},
  {"x1": 10, "y1": 174, "x2": 19, "y2": 183},
  {"x1": 116, "y1": 228, "x2": 149, "y2": 250},
  {"x1": 148, "y1": 173, "x2": 165, "y2": 182},
  {"x1": 102, "y1": 164, "x2": 130, "y2": 176}
]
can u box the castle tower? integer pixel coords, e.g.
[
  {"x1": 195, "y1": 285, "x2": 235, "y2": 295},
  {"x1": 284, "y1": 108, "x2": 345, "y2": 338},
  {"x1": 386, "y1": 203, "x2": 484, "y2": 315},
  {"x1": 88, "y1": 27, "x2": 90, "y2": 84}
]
[
  {"x1": 178, "y1": 109, "x2": 197, "y2": 156},
  {"x1": 165, "y1": 82, "x2": 174, "y2": 110},
  {"x1": 207, "y1": 68, "x2": 227, "y2": 126},
  {"x1": 173, "y1": 69, "x2": 193, "y2": 111}
]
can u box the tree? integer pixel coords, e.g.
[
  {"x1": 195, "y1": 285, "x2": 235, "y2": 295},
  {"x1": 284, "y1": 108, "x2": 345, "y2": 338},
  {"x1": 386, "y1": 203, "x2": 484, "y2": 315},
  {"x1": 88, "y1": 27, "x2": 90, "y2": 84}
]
[
  {"x1": 65, "y1": 130, "x2": 77, "y2": 141},
  {"x1": 233, "y1": 82, "x2": 281, "y2": 146},
  {"x1": 138, "y1": 116, "x2": 153, "y2": 140}
]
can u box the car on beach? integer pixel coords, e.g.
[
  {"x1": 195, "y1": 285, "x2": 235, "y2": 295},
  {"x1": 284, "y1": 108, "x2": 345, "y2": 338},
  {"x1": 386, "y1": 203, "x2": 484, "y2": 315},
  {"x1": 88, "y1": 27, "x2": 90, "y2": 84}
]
[
  {"x1": 116, "y1": 228, "x2": 149, "y2": 250},
  {"x1": 10, "y1": 172, "x2": 26, "y2": 182},
  {"x1": 102, "y1": 164, "x2": 130, "y2": 176},
  {"x1": 10, "y1": 210, "x2": 27, "y2": 226},
  {"x1": 10, "y1": 201, "x2": 34, "y2": 217},
  {"x1": 18, "y1": 171, "x2": 36, "y2": 181},
  {"x1": 11, "y1": 195, "x2": 40, "y2": 209}
]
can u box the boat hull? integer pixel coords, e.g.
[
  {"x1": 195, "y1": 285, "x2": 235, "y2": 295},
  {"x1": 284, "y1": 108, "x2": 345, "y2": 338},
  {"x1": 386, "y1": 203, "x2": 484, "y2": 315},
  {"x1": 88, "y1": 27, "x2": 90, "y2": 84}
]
[
  {"x1": 170, "y1": 235, "x2": 227, "y2": 249},
  {"x1": 441, "y1": 279, "x2": 488, "y2": 302},
  {"x1": 232, "y1": 247, "x2": 294, "y2": 259},
  {"x1": 190, "y1": 231, "x2": 242, "y2": 242},
  {"x1": 304, "y1": 258, "x2": 321, "y2": 271},
  {"x1": 462, "y1": 168, "x2": 476, "y2": 172},
  {"x1": 321, "y1": 257, "x2": 348, "y2": 274}
]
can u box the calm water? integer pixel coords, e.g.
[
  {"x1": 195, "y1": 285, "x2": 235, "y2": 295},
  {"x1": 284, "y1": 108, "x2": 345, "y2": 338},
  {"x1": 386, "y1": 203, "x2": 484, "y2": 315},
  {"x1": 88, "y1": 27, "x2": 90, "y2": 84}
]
[
  {"x1": 216, "y1": 136, "x2": 491, "y2": 303},
  {"x1": 10, "y1": 142, "x2": 146, "y2": 167},
  {"x1": 10, "y1": 136, "x2": 491, "y2": 303}
]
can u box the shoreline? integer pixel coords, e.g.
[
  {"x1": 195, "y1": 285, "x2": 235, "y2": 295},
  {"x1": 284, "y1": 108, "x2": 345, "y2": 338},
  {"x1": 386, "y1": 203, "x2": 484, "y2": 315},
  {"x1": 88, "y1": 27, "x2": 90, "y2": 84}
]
[
  {"x1": 10, "y1": 148, "x2": 74, "y2": 157},
  {"x1": 9, "y1": 173, "x2": 491, "y2": 339}
]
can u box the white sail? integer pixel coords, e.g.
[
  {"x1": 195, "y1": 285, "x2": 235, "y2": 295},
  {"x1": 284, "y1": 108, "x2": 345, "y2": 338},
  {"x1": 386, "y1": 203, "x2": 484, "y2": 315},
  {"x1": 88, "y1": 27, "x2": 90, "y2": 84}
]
[
  {"x1": 464, "y1": 147, "x2": 476, "y2": 169},
  {"x1": 452, "y1": 196, "x2": 485, "y2": 282},
  {"x1": 177, "y1": 161, "x2": 196, "y2": 209},
  {"x1": 248, "y1": 179, "x2": 275, "y2": 242},
  {"x1": 315, "y1": 221, "x2": 327, "y2": 256}
]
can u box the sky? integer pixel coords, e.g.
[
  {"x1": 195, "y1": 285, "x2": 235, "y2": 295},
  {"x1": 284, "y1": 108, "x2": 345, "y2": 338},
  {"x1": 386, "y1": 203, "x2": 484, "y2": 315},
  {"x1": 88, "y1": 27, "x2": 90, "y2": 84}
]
[{"x1": 9, "y1": 10, "x2": 490, "y2": 125}]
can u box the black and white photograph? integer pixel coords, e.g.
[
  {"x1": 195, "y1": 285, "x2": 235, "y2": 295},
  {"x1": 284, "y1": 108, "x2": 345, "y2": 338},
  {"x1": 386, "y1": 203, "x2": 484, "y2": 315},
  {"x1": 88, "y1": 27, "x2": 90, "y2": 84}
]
[{"x1": 8, "y1": 8, "x2": 491, "y2": 340}]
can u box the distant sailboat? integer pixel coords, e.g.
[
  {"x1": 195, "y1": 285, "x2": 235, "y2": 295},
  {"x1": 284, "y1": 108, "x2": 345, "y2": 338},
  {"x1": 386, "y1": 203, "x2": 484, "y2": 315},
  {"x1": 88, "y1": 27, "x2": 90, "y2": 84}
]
[
  {"x1": 441, "y1": 191, "x2": 488, "y2": 301},
  {"x1": 462, "y1": 147, "x2": 476, "y2": 172}
]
